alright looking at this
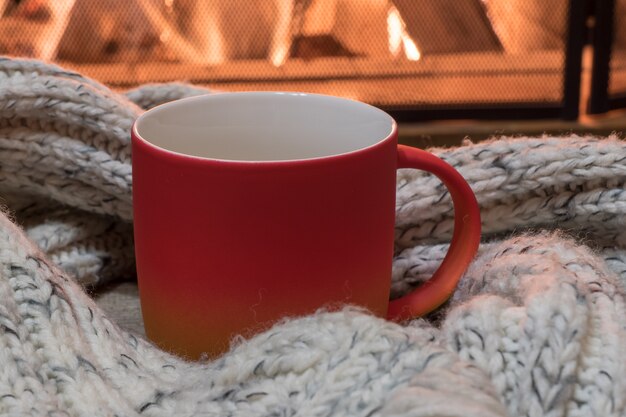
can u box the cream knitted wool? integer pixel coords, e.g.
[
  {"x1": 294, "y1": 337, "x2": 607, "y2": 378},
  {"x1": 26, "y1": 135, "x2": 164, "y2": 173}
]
[
  {"x1": 1, "y1": 209, "x2": 625, "y2": 417},
  {"x1": 2, "y1": 57, "x2": 626, "y2": 416}
]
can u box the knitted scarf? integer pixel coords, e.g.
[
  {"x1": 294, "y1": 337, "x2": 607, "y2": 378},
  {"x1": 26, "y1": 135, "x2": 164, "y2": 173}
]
[{"x1": 1, "y1": 57, "x2": 626, "y2": 417}]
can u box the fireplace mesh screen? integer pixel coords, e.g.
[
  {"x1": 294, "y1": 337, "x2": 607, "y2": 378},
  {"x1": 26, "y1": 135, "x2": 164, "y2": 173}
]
[{"x1": 0, "y1": 0, "x2": 572, "y2": 113}]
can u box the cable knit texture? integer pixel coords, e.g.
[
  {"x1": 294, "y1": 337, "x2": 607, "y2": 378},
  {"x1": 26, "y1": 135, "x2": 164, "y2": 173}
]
[{"x1": 1, "y1": 57, "x2": 626, "y2": 416}]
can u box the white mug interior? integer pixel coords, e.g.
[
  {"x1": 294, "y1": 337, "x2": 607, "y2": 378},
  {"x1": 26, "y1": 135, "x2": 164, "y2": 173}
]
[{"x1": 133, "y1": 92, "x2": 395, "y2": 162}]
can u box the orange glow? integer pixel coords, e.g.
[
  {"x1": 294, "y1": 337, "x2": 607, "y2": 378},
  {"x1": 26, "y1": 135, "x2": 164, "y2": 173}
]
[
  {"x1": 387, "y1": 5, "x2": 421, "y2": 61},
  {"x1": 203, "y1": 10, "x2": 226, "y2": 65},
  {"x1": 134, "y1": 0, "x2": 201, "y2": 62},
  {"x1": 269, "y1": 0, "x2": 294, "y2": 67},
  {"x1": 39, "y1": 0, "x2": 77, "y2": 60},
  {"x1": 387, "y1": 6, "x2": 403, "y2": 56},
  {"x1": 402, "y1": 36, "x2": 421, "y2": 61},
  {"x1": 270, "y1": 43, "x2": 290, "y2": 68}
]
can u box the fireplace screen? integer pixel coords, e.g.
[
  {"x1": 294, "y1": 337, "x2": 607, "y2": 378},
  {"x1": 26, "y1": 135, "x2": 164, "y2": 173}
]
[{"x1": 0, "y1": 0, "x2": 582, "y2": 120}]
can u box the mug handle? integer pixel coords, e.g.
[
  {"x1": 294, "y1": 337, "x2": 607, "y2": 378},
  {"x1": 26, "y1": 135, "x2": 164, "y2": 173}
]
[{"x1": 387, "y1": 145, "x2": 481, "y2": 321}]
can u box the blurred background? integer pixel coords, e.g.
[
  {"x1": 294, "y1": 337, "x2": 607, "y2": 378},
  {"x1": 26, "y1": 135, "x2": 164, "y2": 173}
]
[{"x1": 1, "y1": 0, "x2": 624, "y2": 146}]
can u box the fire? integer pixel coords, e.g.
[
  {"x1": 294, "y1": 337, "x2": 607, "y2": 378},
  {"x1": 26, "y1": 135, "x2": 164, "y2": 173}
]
[
  {"x1": 387, "y1": 5, "x2": 421, "y2": 61},
  {"x1": 402, "y1": 36, "x2": 421, "y2": 61},
  {"x1": 269, "y1": 1, "x2": 420, "y2": 67},
  {"x1": 37, "y1": 0, "x2": 77, "y2": 60},
  {"x1": 202, "y1": 10, "x2": 226, "y2": 65},
  {"x1": 269, "y1": 0, "x2": 294, "y2": 67}
]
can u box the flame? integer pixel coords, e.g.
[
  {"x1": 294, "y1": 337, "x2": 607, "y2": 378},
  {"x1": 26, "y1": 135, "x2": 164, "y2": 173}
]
[
  {"x1": 402, "y1": 37, "x2": 421, "y2": 61},
  {"x1": 203, "y1": 10, "x2": 225, "y2": 65},
  {"x1": 387, "y1": 7, "x2": 403, "y2": 56},
  {"x1": 387, "y1": 6, "x2": 420, "y2": 61},
  {"x1": 37, "y1": 0, "x2": 77, "y2": 60},
  {"x1": 269, "y1": 0, "x2": 294, "y2": 67},
  {"x1": 270, "y1": 43, "x2": 290, "y2": 68}
]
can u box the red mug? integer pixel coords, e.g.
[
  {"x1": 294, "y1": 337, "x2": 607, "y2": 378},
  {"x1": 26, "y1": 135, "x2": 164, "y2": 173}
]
[{"x1": 132, "y1": 92, "x2": 481, "y2": 359}]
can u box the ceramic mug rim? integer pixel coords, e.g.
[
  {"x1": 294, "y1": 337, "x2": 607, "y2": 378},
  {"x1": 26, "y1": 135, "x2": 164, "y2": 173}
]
[{"x1": 132, "y1": 91, "x2": 398, "y2": 165}]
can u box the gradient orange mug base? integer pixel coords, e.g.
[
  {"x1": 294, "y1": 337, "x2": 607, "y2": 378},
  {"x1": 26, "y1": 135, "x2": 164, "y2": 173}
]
[{"x1": 132, "y1": 92, "x2": 481, "y2": 360}]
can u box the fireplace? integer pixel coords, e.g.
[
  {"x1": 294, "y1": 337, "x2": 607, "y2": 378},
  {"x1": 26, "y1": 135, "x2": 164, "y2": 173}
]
[{"x1": 0, "y1": 0, "x2": 588, "y2": 121}]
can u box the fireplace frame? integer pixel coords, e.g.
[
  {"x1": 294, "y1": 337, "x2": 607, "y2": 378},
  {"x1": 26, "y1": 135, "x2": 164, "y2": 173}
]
[{"x1": 587, "y1": 0, "x2": 626, "y2": 114}]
